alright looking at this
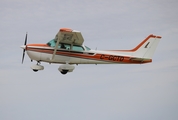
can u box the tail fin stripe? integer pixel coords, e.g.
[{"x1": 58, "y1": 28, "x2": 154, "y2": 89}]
[{"x1": 131, "y1": 34, "x2": 161, "y2": 52}]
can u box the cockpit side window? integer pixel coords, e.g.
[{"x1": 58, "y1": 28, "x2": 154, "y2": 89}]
[
  {"x1": 47, "y1": 39, "x2": 89, "y2": 52},
  {"x1": 47, "y1": 39, "x2": 70, "y2": 50},
  {"x1": 72, "y1": 45, "x2": 84, "y2": 51},
  {"x1": 59, "y1": 43, "x2": 71, "y2": 50}
]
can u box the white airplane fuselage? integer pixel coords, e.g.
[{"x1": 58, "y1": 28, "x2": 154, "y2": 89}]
[
  {"x1": 21, "y1": 30, "x2": 161, "y2": 75},
  {"x1": 25, "y1": 44, "x2": 151, "y2": 65}
]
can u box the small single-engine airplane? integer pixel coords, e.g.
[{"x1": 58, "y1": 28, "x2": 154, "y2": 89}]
[{"x1": 21, "y1": 28, "x2": 161, "y2": 75}]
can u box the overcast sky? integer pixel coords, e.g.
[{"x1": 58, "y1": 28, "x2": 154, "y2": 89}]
[{"x1": 0, "y1": 0, "x2": 178, "y2": 120}]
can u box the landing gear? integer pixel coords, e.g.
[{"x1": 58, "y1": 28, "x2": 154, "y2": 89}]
[
  {"x1": 58, "y1": 64, "x2": 75, "y2": 75},
  {"x1": 60, "y1": 70, "x2": 68, "y2": 75},
  {"x1": 31, "y1": 62, "x2": 44, "y2": 72},
  {"x1": 30, "y1": 61, "x2": 75, "y2": 75},
  {"x1": 33, "y1": 69, "x2": 38, "y2": 72}
]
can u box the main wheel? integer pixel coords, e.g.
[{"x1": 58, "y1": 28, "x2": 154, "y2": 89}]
[
  {"x1": 61, "y1": 70, "x2": 68, "y2": 75},
  {"x1": 33, "y1": 69, "x2": 38, "y2": 72}
]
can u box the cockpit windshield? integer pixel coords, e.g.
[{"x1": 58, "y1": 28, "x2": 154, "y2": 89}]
[{"x1": 47, "y1": 39, "x2": 56, "y2": 47}]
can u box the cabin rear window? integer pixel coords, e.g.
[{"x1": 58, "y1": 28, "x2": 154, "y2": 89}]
[{"x1": 85, "y1": 46, "x2": 91, "y2": 51}]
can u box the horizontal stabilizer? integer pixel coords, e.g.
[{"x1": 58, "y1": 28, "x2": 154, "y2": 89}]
[{"x1": 130, "y1": 57, "x2": 152, "y2": 63}]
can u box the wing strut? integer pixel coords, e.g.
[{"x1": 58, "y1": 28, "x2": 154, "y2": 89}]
[{"x1": 51, "y1": 32, "x2": 62, "y2": 61}]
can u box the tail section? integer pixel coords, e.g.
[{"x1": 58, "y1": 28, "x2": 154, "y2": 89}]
[
  {"x1": 131, "y1": 34, "x2": 161, "y2": 59},
  {"x1": 107, "y1": 34, "x2": 161, "y2": 63}
]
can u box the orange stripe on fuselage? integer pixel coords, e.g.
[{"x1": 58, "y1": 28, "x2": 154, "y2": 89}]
[
  {"x1": 27, "y1": 46, "x2": 152, "y2": 64},
  {"x1": 27, "y1": 44, "x2": 49, "y2": 47},
  {"x1": 26, "y1": 44, "x2": 49, "y2": 50}
]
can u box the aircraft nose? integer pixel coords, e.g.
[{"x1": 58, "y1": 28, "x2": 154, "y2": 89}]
[{"x1": 20, "y1": 45, "x2": 26, "y2": 49}]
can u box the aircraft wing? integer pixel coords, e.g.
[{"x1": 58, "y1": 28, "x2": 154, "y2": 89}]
[{"x1": 55, "y1": 28, "x2": 84, "y2": 45}]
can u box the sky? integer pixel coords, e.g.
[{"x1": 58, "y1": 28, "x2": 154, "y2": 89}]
[{"x1": 0, "y1": 0, "x2": 178, "y2": 120}]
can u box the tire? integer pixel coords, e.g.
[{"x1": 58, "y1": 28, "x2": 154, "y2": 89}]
[
  {"x1": 33, "y1": 69, "x2": 38, "y2": 72},
  {"x1": 61, "y1": 70, "x2": 68, "y2": 75}
]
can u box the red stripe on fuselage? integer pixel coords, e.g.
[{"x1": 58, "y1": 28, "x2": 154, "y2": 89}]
[{"x1": 27, "y1": 46, "x2": 151, "y2": 64}]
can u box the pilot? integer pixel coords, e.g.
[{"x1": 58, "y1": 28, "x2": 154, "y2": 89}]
[{"x1": 61, "y1": 43, "x2": 66, "y2": 49}]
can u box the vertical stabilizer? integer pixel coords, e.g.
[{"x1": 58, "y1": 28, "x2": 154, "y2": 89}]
[{"x1": 132, "y1": 35, "x2": 161, "y2": 59}]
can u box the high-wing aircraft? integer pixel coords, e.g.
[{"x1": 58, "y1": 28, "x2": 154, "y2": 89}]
[{"x1": 20, "y1": 28, "x2": 161, "y2": 75}]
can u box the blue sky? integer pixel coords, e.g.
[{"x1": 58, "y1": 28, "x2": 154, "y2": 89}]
[{"x1": 0, "y1": 0, "x2": 178, "y2": 120}]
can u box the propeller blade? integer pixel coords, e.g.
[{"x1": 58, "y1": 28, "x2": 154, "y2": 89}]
[
  {"x1": 21, "y1": 33, "x2": 28, "y2": 64},
  {"x1": 24, "y1": 33, "x2": 27, "y2": 45},
  {"x1": 22, "y1": 49, "x2": 25, "y2": 64}
]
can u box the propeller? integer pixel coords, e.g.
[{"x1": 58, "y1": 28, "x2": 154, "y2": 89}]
[{"x1": 21, "y1": 33, "x2": 28, "y2": 64}]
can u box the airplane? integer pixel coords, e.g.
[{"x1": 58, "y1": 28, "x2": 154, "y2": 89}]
[{"x1": 20, "y1": 28, "x2": 161, "y2": 75}]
